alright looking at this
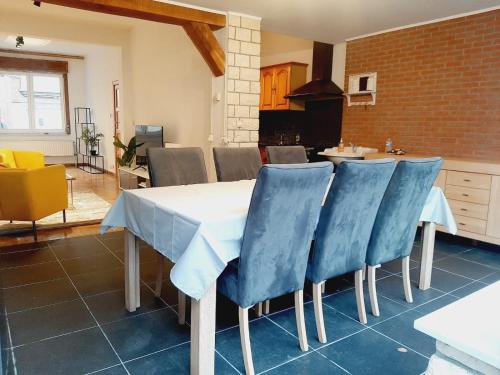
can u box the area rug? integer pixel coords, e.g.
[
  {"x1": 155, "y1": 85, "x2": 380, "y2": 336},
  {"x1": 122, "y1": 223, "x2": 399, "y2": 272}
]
[{"x1": 0, "y1": 191, "x2": 112, "y2": 234}]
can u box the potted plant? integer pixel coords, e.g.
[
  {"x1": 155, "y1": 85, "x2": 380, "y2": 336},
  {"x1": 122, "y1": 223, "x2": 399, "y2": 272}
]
[
  {"x1": 82, "y1": 128, "x2": 104, "y2": 156},
  {"x1": 113, "y1": 136, "x2": 144, "y2": 168}
]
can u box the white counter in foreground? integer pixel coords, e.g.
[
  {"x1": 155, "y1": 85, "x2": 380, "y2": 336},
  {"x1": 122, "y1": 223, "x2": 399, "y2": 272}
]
[{"x1": 414, "y1": 281, "x2": 500, "y2": 374}]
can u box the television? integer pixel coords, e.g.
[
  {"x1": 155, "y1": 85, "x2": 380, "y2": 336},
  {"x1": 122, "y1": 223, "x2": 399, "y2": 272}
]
[{"x1": 135, "y1": 125, "x2": 163, "y2": 167}]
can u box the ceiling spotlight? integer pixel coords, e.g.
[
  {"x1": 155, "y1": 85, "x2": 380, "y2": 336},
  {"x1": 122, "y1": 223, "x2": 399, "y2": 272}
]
[
  {"x1": 16, "y1": 36, "x2": 24, "y2": 49},
  {"x1": 33, "y1": 1, "x2": 41, "y2": 6}
]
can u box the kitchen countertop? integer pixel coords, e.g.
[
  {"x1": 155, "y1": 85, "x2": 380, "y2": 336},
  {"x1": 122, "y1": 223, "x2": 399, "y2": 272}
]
[{"x1": 365, "y1": 153, "x2": 500, "y2": 175}]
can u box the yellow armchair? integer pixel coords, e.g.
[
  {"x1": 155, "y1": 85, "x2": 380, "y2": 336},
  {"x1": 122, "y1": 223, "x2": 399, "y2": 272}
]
[
  {"x1": 0, "y1": 149, "x2": 45, "y2": 169},
  {"x1": 0, "y1": 164, "x2": 68, "y2": 241}
]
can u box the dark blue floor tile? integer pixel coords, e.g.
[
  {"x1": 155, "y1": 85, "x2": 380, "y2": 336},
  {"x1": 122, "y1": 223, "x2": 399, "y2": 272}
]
[
  {"x1": 434, "y1": 256, "x2": 495, "y2": 280},
  {"x1": 372, "y1": 309, "x2": 436, "y2": 357},
  {"x1": 60, "y1": 252, "x2": 122, "y2": 276},
  {"x1": 13, "y1": 327, "x2": 119, "y2": 375},
  {"x1": 216, "y1": 317, "x2": 302, "y2": 374},
  {"x1": 102, "y1": 308, "x2": 190, "y2": 361},
  {"x1": 319, "y1": 329, "x2": 428, "y2": 375},
  {"x1": 125, "y1": 342, "x2": 237, "y2": 375},
  {"x1": 269, "y1": 301, "x2": 365, "y2": 349},
  {"x1": 410, "y1": 245, "x2": 452, "y2": 263},
  {"x1": 93, "y1": 364, "x2": 129, "y2": 374},
  {"x1": 85, "y1": 286, "x2": 166, "y2": 324},
  {"x1": 319, "y1": 275, "x2": 355, "y2": 297},
  {"x1": 7, "y1": 299, "x2": 96, "y2": 347},
  {"x1": 433, "y1": 237, "x2": 472, "y2": 255},
  {"x1": 1, "y1": 349, "x2": 16, "y2": 375},
  {"x1": 215, "y1": 294, "x2": 259, "y2": 332},
  {"x1": 51, "y1": 237, "x2": 109, "y2": 260},
  {"x1": 71, "y1": 267, "x2": 124, "y2": 297},
  {"x1": 147, "y1": 280, "x2": 179, "y2": 306},
  {"x1": 0, "y1": 261, "x2": 65, "y2": 288},
  {"x1": 449, "y1": 281, "x2": 489, "y2": 299},
  {"x1": 375, "y1": 275, "x2": 444, "y2": 306},
  {"x1": 381, "y1": 258, "x2": 418, "y2": 274},
  {"x1": 0, "y1": 277, "x2": 78, "y2": 314},
  {"x1": 410, "y1": 267, "x2": 470, "y2": 293},
  {"x1": 455, "y1": 248, "x2": 500, "y2": 270},
  {"x1": 0, "y1": 248, "x2": 56, "y2": 270},
  {"x1": 480, "y1": 271, "x2": 500, "y2": 284},
  {"x1": 322, "y1": 288, "x2": 409, "y2": 326},
  {"x1": 264, "y1": 351, "x2": 347, "y2": 375},
  {"x1": 413, "y1": 294, "x2": 458, "y2": 316}
]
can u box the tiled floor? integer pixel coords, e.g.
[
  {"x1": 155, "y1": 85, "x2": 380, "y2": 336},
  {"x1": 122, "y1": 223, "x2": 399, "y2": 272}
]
[{"x1": 0, "y1": 231, "x2": 499, "y2": 375}]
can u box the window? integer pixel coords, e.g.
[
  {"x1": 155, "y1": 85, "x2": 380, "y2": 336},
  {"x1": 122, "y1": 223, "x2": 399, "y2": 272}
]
[{"x1": 0, "y1": 71, "x2": 65, "y2": 133}]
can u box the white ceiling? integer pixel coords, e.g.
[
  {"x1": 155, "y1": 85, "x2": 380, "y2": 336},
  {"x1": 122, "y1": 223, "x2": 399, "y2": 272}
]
[
  {"x1": 176, "y1": 0, "x2": 500, "y2": 43},
  {"x1": 1, "y1": 0, "x2": 499, "y2": 46}
]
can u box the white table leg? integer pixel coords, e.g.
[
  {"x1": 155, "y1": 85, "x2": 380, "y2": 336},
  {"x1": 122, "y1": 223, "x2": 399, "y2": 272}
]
[
  {"x1": 419, "y1": 222, "x2": 436, "y2": 290},
  {"x1": 124, "y1": 229, "x2": 139, "y2": 312},
  {"x1": 190, "y1": 283, "x2": 216, "y2": 375}
]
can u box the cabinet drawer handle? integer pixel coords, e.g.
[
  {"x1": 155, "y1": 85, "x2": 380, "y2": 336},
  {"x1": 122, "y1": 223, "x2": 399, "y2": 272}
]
[
  {"x1": 462, "y1": 193, "x2": 469, "y2": 197},
  {"x1": 460, "y1": 208, "x2": 468, "y2": 211},
  {"x1": 463, "y1": 179, "x2": 471, "y2": 182},
  {"x1": 459, "y1": 222, "x2": 467, "y2": 226}
]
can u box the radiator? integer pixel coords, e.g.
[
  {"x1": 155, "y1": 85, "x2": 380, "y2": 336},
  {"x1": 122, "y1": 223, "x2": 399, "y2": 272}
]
[{"x1": 0, "y1": 140, "x2": 75, "y2": 156}]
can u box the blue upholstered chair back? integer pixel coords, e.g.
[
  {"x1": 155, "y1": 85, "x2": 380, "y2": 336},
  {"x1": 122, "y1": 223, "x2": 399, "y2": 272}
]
[
  {"x1": 237, "y1": 162, "x2": 333, "y2": 307},
  {"x1": 147, "y1": 147, "x2": 208, "y2": 187},
  {"x1": 307, "y1": 159, "x2": 396, "y2": 284},
  {"x1": 213, "y1": 147, "x2": 262, "y2": 182},
  {"x1": 366, "y1": 157, "x2": 443, "y2": 266},
  {"x1": 266, "y1": 146, "x2": 308, "y2": 164}
]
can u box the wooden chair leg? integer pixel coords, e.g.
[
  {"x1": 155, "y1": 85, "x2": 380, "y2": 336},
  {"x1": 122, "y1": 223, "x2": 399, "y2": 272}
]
[
  {"x1": 154, "y1": 252, "x2": 164, "y2": 298},
  {"x1": 368, "y1": 265, "x2": 380, "y2": 317},
  {"x1": 62, "y1": 209, "x2": 66, "y2": 223},
  {"x1": 362, "y1": 264, "x2": 367, "y2": 281},
  {"x1": 402, "y1": 256, "x2": 413, "y2": 303},
  {"x1": 238, "y1": 307, "x2": 255, "y2": 375},
  {"x1": 294, "y1": 290, "x2": 309, "y2": 352},
  {"x1": 321, "y1": 281, "x2": 326, "y2": 294},
  {"x1": 178, "y1": 290, "x2": 186, "y2": 325},
  {"x1": 256, "y1": 302, "x2": 263, "y2": 317},
  {"x1": 32, "y1": 221, "x2": 37, "y2": 242},
  {"x1": 312, "y1": 282, "x2": 327, "y2": 343},
  {"x1": 354, "y1": 269, "x2": 367, "y2": 324},
  {"x1": 264, "y1": 299, "x2": 270, "y2": 314}
]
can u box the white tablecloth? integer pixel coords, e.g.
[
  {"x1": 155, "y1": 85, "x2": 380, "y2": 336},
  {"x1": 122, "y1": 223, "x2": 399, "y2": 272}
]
[{"x1": 101, "y1": 180, "x2": 456, "y2": 300}]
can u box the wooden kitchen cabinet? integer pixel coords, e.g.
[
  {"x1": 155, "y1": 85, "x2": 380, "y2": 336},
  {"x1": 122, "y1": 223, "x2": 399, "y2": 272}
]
[{"x1": 259, "y1": 62, "x2": 307, "y2": 111}]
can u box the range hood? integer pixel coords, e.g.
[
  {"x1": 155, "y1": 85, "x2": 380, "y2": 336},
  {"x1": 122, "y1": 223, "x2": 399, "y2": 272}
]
[{"x1": 286, "y1": 41, "x2": 344, "y2": 101}]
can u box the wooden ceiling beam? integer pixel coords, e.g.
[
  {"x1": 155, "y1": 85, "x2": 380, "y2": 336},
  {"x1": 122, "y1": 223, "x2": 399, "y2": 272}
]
[
  {"x1": 38, "y1": 0, "x2": 226, "y2": 30},
  {"x1": 184, "y1": 21, "x2": 225, "y2": 77}
]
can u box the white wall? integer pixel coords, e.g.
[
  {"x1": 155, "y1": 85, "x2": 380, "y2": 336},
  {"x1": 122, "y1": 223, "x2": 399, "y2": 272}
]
[
  {"x1": 128, "y1": 21, "x2": 212, "y2": 159},
  {"x1": 85, "y1": 46, "x2": 122, "y2": 171},
  {"x1": 261, "y1": 31, "x2": 347, "y2": 89},
  {"x1": 261, "y1": 31, "x2": 314, "y2": 81}
]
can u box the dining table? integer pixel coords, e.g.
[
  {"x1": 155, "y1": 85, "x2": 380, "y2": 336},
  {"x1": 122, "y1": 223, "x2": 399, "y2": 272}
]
[{"x1": 100, "y1": 178, "x2": 457, "y2": 375}]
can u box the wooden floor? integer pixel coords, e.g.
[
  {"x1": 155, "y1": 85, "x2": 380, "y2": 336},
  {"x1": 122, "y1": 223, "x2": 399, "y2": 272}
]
[{"x1": 0, "y1": 167, "x2": 121, "y2": 248}]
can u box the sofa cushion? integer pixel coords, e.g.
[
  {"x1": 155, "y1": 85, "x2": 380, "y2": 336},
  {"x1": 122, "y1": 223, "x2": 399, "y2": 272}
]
[{"x1": 0, "y1": 149, "x2": 16, "y2": 168}]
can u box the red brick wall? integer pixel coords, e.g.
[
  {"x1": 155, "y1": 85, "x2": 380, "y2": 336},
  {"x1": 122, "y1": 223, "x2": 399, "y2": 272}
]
[{"x1": 342, "y1": 10, "x2": 500, "y2": 160}]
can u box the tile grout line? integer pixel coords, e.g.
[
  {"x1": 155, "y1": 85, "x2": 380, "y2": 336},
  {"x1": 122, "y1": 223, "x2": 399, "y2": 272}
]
[
  {"x1": 2, "y1": 305, "x2": 19, "y2": 375},
  {"x1": 46, "y1": 242, "x2": 132, "y2": 375},
  {"x1": 259, "y1": 311, "x2": 357, "y2": 374},
  {"x1": 7, "y1": 326, "x2": 98, "y2": 350}
]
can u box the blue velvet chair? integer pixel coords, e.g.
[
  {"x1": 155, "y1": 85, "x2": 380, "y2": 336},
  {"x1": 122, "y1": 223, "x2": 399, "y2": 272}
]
[
  {"x1": 365, "y1": 157, "x2": 443, "y2": 317},
  {"x1": 217, "y1": 162, "x2": 333, "y2": 375},
  {"x1": 306, "y1": 159, "x2": 396, "y2": 342}
]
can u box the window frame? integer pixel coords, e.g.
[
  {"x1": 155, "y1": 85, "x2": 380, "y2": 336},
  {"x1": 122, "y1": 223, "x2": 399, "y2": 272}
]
[{"x1": 0, "y1": 70, "x2": 67, "y2": 134}]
